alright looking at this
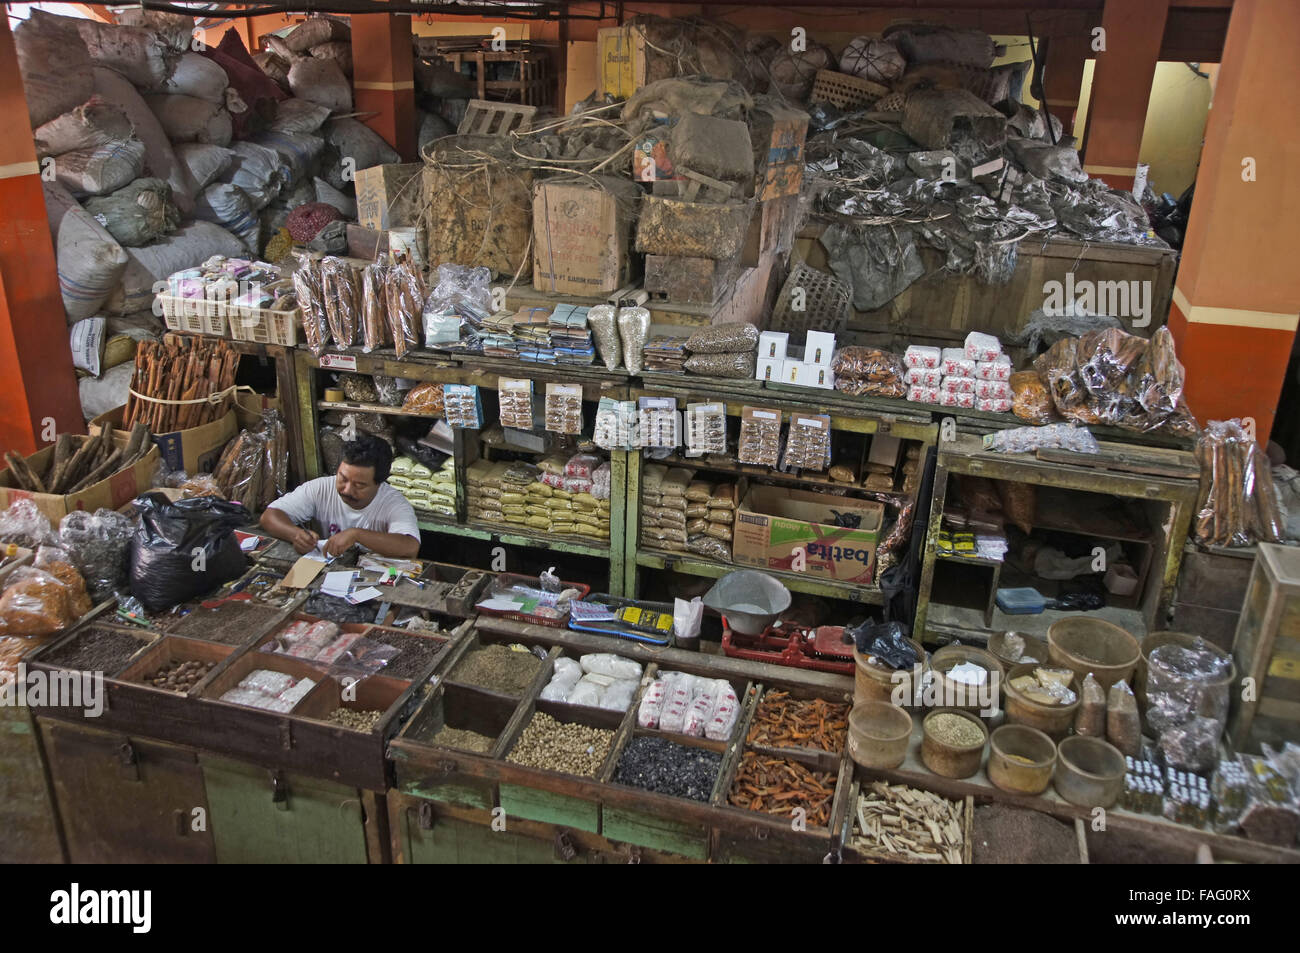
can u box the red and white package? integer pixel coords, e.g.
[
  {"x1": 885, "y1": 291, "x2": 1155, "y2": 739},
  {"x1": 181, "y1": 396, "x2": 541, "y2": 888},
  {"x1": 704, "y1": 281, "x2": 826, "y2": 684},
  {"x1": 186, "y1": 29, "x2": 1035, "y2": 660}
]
[
  {"x1": 541, "y1": 471, "x2": 565, "y2": 489},
  {"x1": 940, "y1": 376, "x2": 975, "y2": 395},
  {"x1": 683, "y1": 685, "x2": 717, "y2": 738},
  {"x1": 315, "y1": 631, "x2": 363, "y2": 666},
  {"x1": 973, "y1": 379, "x2": 1010, "y2": 400},
  {"x1": 704, "y1": 680, "x2": 740, "y2": 740},
  {"x1": 964, "y1": 331, "x2": 1001, "y2": 362},
  {"x1": 939, "y1": 390, "x2": 976, "y2": 408},
  {"x1": 977, "y1": 397, "x2": 1013, "y2": 413},
  {"x1": 904, "y1": 345, "x2": 941, "y2": 369},
  {"x1": 563, "y1": 476, "x2": 594, "y2": 495},
  {"x1": 905, "y1": 367, "x2": 942, "y2": 387},
  {"x1": 941, "y1": 348, "x2": 975, "y2": 377},
  {"x1": 975, "y1": 355, "x2": 1012, "y2": 381},
  {"x1": 637, "y1": 679, "x2": 666, "y2": 728},
  {"x1": 565, "y1": 453, "x2": 599, "y2": 478},
  {"x1": 907, "y1": 384, "x2": 941, "y2": 404}
]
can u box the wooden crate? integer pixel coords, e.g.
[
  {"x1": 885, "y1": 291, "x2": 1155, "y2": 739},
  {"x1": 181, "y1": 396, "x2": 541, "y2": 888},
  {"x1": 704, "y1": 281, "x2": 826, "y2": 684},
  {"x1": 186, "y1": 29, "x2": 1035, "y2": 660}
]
[{"x1": 1229, "y1": 543, "x2": 1300, "y2": 752}]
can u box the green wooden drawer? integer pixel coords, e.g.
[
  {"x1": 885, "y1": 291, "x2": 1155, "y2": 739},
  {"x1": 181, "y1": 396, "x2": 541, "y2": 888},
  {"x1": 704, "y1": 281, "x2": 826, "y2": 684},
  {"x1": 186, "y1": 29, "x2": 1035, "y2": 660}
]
[
  {"x1": 601, "y1": 804, "x2": 709, "y2": 861},
  {"x1": 399, "y1": 810, "x2": 576, "y2": 864},
  {"x1": 201, "y1": 755, "x2": 368, "y2": 864},
  {"x1": 499, "y1": 782, "x2": 600, "y2": 835},
  {"x1": 0, "y1": 706, "x2": 63, "y2": 863}
]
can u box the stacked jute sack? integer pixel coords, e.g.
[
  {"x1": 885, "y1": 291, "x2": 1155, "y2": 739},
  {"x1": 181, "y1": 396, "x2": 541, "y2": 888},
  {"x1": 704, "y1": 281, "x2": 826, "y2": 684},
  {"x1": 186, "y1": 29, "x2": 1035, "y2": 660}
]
[
  {"x1": 640, "y1": 465, "x2": 736, "y2": 559},
  {"x1": 388, "y1": 456, "x2": 456, "y2": 517},
  {"x1": 16, "y1": 12, "x2": 400, "y2": 418}
]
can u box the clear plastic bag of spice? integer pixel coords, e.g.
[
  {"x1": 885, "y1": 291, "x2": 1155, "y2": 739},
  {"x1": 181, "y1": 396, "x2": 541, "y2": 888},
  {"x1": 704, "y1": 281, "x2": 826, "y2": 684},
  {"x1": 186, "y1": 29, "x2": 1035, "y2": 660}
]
[
  {"x1": 738, "y1": 407, "x2": 782, "y2": 468},
  {"x1": 384, "y1": 263, "x2": 424, "y2": 359},
  {"x1": 360, "y1": 263, "x2": 389, "y2": 353},
  {"x1": 319, "y1": 256, "x2": 360, "y2": 348},
  {"x1": 293, "y1": 261, "x2": 328, "y2": 355}
]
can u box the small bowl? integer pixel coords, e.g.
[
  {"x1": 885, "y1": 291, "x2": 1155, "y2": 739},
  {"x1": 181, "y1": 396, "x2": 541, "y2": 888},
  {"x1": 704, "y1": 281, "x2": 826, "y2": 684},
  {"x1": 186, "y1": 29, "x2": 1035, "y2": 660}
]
[
  {"x1": 1054, "y1": 735, "x2": 1126, "y2": 808},
  {"x1": 1047, "y1": 618, "x2": 1140, "y2": 691},
  {"x1": 988, "y1": 724, "x2": 1057, "y2": 795},
  {"x1": 848, "y1": 702, "x2": 913, "y2": 770},
  {"x1": 921, "y1": 707, "x2": 987, "y2": 779}
]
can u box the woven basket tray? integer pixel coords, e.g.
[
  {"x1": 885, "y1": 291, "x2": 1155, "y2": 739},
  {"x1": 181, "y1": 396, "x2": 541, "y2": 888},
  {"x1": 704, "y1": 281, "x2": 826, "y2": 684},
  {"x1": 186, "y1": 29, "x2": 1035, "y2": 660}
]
[{"x1": 769, "y1": 262, "x2": 852, "y2": 335}]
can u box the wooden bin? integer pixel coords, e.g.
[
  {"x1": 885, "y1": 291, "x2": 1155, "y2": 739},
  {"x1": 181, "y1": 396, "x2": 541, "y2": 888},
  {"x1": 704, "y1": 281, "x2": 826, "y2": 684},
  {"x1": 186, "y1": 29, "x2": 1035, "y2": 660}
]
[{"x1": 1229, "y1": 543, "x2": 1300, "y2": 751}]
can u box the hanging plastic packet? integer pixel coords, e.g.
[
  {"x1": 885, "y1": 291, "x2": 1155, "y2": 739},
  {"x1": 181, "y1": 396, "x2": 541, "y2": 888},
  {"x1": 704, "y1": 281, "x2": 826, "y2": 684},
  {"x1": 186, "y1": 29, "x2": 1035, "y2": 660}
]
[
  {"x1": 781, "y1": 414, "x2": 830, "y2": 471},
  {"x1": 637, "y1": 396, "x2": 680, "y2": 449},
  {"x1": 738, "y1": 406, "x2": 781, "y2": 467},
  {"x1": 685, "y1": 402, "x2": 726, "y2": 457},
  {"x1": 442, "y1": 384, "x2": 484, "y2": 429},
  {"x1": 498, "y1": 377, "x2": 534, "y2": 430},
  {"x1": 594, "y1": 397, "x2": 638, "y2": 450},
  {"x1": 544, "y1": 382, "x2": 584, "y2": 435}
]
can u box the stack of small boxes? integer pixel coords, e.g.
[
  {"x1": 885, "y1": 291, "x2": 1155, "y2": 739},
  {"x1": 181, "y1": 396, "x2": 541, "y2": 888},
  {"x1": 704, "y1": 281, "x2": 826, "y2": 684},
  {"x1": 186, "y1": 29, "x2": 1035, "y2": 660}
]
[
  {"x1": 904, "y1": 332, "x2": 1012, "y2": 411},
  {"x1": 755, "y1": 330, "x2": 837, "y2": 389}
]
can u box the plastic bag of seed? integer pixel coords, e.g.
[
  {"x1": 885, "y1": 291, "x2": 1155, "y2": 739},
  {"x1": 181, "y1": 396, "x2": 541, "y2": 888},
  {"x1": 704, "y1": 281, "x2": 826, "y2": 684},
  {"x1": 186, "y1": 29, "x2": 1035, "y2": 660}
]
[
  {"x1": 685, "y1": 323, "x2": 759, "y2": 354},
  {"x1": 58, "y1": 508, "x2": 135, "y2": 603}
]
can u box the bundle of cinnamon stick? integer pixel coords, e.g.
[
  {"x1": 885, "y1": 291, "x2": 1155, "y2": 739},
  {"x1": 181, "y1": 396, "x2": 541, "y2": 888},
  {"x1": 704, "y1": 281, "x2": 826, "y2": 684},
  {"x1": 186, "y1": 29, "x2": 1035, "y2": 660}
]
[
  {"x1": 4, "y1": 424, "x2": 154, "y2": 495},
  {"x1": 124, "y1": 334, "x2": 240, "y2": 433}
]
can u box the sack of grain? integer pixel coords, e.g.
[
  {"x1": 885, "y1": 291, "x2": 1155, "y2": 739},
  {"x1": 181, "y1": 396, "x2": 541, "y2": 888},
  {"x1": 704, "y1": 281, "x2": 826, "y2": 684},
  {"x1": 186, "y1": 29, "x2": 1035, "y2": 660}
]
[
  {"x1": 269, "y1": 98, "x2": 332, "y2": 134},
  {"x1": 247, "y1": 130, "x2": 326, "y2": 187},
  {"x1": 109, "y1": 220, "x2": 245, "y2": 315},
  {"x1": 65, "y1": 12, "x2": 179, "y2": 89},
  {"x1": 323, "y1": 117, "x2": 400, "y2": 173},
  {"x1": 144, "y1": 93, "x2": 233, "y2": 145},
  {"x1": 288, "y1": 58, "x2": 351, "y2": 113},
  {"x1": 33, "y1": 97, "x2": 132, "y2": 159},
  {"x1": 285, "y1": 15, "x2": 350, "y2": 53},
  {"x1": 79, "y1": 363, "x2": 134, "y2": 422},
  {"x1": 286, "y1": 202, "x2": 342, "y2": 242},
  {"x1": 14, "y1": 11, "x2": 93, "y2": 127},
  {"x1": 54, "y1": 138, "x2": 148, "y2": 197},
  {"x1": 193, "y1": 183, "x2": 259, "y2": 252},
  {"x1": 93, "y1": 67, "x2": 197, "y2": 215},
  {"x1": 175, "y1": 142, "x2": 235, "y2": 190},
  {"x1": 313, "y1": 177, "x2": 357, "y2": 218},
  {"x1": 115, "y1": 8, "x2": 195, "y2": 53},
  {"x1": 82, "y1": 177, "x2": 181, "y2": 248},
  {"x1": 42, "y1": 181, "x2": 128, "y2": 323},
  {"x1": 310, "y1": 40, "x2": 352, "y2": 77},
  {"x1": 221, "y1": 141, "x2": 284, "y2": 209},
  {"x1": 156, "y1": 52, "x2": 228, "y2": 103},
  {"x1": 252, "y1": 52, "x2": 291, "y2": 92}
]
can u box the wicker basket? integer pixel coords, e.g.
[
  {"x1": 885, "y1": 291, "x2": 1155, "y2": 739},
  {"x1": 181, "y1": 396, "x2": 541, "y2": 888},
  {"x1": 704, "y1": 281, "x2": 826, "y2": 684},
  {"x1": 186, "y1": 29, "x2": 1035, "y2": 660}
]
[
  {"x1": 769, "y1": 262, "x2": 852, "y2": 335},
  {"x1": 157, "y1": 294, "x2": 228, "y2": 337},
  {"x1": 809, "y1": 69, "x2": 890, "y2": 110},
  {"x1": 229, "y1": 303, "x2": 300, "y2": 347}
]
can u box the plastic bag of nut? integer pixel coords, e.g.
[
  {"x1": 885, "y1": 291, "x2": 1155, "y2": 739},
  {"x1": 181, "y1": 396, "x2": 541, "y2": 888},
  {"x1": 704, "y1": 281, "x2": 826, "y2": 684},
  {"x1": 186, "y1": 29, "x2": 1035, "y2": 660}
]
[{"x1": 738, "y1": 407, "x2": 782, "y2": 467}]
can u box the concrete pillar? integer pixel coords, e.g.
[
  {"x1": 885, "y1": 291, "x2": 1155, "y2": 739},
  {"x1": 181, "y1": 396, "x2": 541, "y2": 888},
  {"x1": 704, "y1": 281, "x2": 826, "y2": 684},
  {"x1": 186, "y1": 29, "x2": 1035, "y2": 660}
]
[
  {"x1": 1081, "y1": 0, "x2": 1170, "y2": 189},
  {"x1": 352, "y1": 14, "x2": 417, "y2": 161},
  {"x1": 0, "y1": 16, "x2": 84, "y2": 456},
  {"x1": 1168, "y1": 0, "x2": 1300, "y2": 440}
]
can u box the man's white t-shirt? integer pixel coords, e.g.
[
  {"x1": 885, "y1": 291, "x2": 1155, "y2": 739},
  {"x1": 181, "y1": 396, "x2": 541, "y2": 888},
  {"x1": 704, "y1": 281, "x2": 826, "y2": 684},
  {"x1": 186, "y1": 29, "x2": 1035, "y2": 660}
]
[{"x1": 268, "y1": 477, "x2": 420, "y2": 542}]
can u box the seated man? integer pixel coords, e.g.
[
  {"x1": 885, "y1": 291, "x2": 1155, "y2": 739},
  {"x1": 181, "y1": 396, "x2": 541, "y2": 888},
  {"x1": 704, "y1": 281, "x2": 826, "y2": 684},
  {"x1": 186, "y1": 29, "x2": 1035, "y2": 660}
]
[{"x1": 260, "y1": 435, "x2": 420, "y2": 558}]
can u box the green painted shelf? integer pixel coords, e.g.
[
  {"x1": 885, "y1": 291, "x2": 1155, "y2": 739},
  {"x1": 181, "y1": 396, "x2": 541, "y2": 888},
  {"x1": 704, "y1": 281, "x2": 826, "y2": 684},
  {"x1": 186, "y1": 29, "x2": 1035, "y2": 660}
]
[{"x1": 634, "y1": 549, "x2": 884, "y2": 603}]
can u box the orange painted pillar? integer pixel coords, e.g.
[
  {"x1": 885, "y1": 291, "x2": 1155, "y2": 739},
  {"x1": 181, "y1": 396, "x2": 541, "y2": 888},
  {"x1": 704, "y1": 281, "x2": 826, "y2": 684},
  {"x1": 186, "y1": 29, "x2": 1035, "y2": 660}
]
[
  {"x1": 0, "y1": 17, "x2": 84, "y2": 457},
  {"x1": 1040, "y1": 34, "x2": 1089, "y2": 137},
  {"x1": 1080, "y1": 0, "x2": 1170, "y2": 189},
  {"x1": 351, "y1": 13, "x2": 417, "y2": 161},
  {"x1": 1167, "y1": 0, "x2": 1300, "y2": 441}
]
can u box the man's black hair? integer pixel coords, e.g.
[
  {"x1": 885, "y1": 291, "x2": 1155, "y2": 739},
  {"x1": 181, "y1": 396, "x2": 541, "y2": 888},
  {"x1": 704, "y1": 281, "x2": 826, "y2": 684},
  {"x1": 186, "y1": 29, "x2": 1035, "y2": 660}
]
[{"x1": 341, "y1": 435, "x2": 393, "y2": 484}]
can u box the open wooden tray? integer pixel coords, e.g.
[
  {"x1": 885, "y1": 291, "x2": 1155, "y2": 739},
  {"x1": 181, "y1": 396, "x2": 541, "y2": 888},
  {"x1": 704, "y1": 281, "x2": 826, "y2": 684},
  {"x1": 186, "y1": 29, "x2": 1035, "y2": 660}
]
[
  {"x1": 837, "y1": 780, "x2": 975, "y2": 865},
  {"x1": 741, "y1": 683, "x2": 853, "y2": 775}
]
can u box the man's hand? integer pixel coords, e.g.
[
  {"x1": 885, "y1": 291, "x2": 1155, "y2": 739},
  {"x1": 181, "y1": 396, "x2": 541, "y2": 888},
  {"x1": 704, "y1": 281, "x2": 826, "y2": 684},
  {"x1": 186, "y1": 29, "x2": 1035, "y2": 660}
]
[
  {"x1": 291, "y1": 527, "x2": 319, "y2": 555},
  {"x1": 324, "y1": 528, "x2": 360, "y2": 557}
]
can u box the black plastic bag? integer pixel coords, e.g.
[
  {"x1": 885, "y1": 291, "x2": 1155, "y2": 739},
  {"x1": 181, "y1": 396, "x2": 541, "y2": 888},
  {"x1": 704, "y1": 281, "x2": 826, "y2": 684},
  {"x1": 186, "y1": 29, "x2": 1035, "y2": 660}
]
[
  {"x1": 128, "y1": 493, "x2": 250, "y2": 612},
  {"x1": 847, "y1": 618, "x2": 918, "y2": 669}
]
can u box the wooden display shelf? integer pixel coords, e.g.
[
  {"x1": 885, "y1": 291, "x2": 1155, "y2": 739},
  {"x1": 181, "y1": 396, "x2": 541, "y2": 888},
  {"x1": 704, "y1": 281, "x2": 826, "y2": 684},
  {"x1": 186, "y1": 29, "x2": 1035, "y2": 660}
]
[
  {"x1": 317, "y1": 400, "x2": 440, "y2": 419},
  {"x1": 636, "y1": 548, "x2": 886, "y2": 604},
  {"x1": 852, "y1": 721, "x2": 1300, "y2": 865}
]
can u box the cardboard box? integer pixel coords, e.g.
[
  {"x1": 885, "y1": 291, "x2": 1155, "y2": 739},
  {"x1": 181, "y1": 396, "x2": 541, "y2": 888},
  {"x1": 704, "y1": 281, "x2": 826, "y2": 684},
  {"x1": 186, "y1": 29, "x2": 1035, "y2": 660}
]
[
  {"x1": 0, "y1": 433, "x2": 160, "y2": 523},
  {"x1": 533, "y1": 176, "x2": 640, "y2": 296},
  {"x1": 90, "y1": 406, "x2": 237, "y2": 476},
  {"x1": 234, "y1": 392, "x2": 281, "y2": 432},
  {"x1": 759, "y1": 331, "x2": 789, "y2": 361},
  {"x1": 597, "y1": 25, "x2": 647, "y2": 100},
  {"x1": 565, "y1": 40, "x2": 598, "y2": 114},
  {"x1": 780, "y1": 359, "x2": 802, "y2": 385},
  {"x1": 756, "y1": 357, "x2": 782, "y2": 382},
  {"x1": 733, "y1": 486, "x2": 884, "y2": 584},
  {"x1": 750, "y1": 104, "x2": 809, "y2": 202},
  {"x1": 805, "y1": 331, "x2": 836, "y2": 367},
  {"x1": 354, "y1": 163, "x2": 422, "y2": 232}
]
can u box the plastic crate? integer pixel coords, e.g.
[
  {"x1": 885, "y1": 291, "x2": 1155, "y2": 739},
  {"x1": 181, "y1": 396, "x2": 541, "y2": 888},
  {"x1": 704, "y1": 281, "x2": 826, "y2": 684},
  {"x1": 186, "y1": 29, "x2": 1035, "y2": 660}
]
[
  {"x1": 157, "y1": 293, "x2": 228, "y2": 337},
  {"x1": 809, "y1": 69, "x2": 889, "y2": 110},
  {"x1": 229, "y1": 303, "x2": 300, "y2": 347}
]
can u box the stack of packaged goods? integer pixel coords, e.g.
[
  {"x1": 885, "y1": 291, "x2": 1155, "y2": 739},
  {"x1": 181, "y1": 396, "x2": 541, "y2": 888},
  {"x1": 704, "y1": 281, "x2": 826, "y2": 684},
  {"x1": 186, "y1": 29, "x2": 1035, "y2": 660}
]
[
  {"x1": 499, "y1": 461, "x2": 541, "y2": 527},
  {"x1": 640, "y1": 464, "x2": 692, "y2": 552},
  {"x1": 642, "y1": 336, "x2": 689, "y2": 372},
  {"x1": 903, "y1": 332, "x2": 1010, "y2": 412},
  {"x1": 535, "y1": 452, "x2": 611, "y2": 542},
  {"x1": 548, "y1": 304, "x2": 596, "y2": 365},
  {"x1": 963, "y1": 332, "x2": 1012, "y2": 412},
  {"x1": 685, "y1": 480, "x2": 737, "y2": 562},
  {"x1": 465, "y1": 459, "x2": 509, "y2": 524},
  {"x1": 388, "y1": 455, "x2": 455, "y2": 517}
]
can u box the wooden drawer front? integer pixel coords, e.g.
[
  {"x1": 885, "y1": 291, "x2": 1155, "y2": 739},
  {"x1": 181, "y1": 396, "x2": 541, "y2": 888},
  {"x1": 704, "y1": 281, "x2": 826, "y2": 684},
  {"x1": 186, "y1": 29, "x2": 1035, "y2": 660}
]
[
  {"x1": 395, "y1": 804, "x2": 573, "y2": 864},
  {"x1": 42, "y1": 720, "x2": 214, "y2": 865},
  {"x1": 0, "y1": 706, "x2": 63, "y2": 863},
  {"x1": 200, "y1": 755, "x2": 368, "y2": 864}
]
